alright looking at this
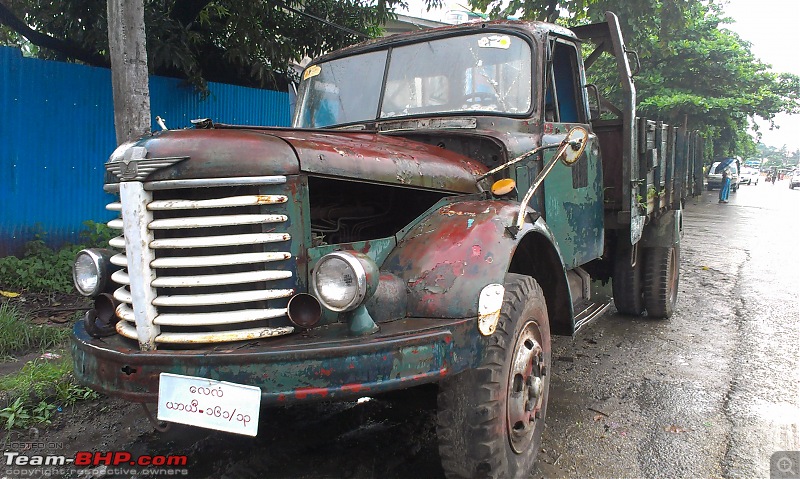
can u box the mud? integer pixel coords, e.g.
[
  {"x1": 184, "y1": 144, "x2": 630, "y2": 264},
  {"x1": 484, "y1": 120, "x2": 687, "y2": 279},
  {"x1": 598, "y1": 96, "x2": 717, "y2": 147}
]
[{"x1": 2, "y1": 179, "x2": 798, "y2": 479}]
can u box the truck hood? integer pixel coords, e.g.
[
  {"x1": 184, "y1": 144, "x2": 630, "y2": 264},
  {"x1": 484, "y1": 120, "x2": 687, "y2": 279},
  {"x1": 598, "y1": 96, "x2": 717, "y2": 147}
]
[{"x1": 116, "y1": 128, "x2": 488, "y2": 194}]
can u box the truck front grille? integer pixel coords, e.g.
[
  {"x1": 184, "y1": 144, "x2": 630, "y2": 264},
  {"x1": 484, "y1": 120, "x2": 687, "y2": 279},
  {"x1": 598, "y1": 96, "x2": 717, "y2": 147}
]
[{"x1": 106, "y1": 176, "x2": 297, "y2": 348}]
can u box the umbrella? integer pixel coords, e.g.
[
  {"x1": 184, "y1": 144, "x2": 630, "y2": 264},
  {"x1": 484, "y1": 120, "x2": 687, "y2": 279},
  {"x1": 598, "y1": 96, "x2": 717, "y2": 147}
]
[{"x1": 714, "y1": 158, "x2": 735, "y2": 174}]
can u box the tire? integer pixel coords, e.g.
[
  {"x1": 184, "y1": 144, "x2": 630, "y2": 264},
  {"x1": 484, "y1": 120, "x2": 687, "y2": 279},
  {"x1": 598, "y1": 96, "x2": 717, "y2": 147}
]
[
  {"x1": 643, "y1": 245, "x2": 680, "y2": 319},
  {"x1": 437, "y1": 273, "x2": 550, "y2": 479},
  {"x1": 612, "y1": 242, "x2": 645, "y2": 316}
]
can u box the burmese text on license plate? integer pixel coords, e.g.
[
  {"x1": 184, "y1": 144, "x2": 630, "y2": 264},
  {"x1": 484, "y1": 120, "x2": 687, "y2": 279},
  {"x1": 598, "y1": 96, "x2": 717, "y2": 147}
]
[{"x1": 157, "y1": 373, "x2": 261, "y2": 436}]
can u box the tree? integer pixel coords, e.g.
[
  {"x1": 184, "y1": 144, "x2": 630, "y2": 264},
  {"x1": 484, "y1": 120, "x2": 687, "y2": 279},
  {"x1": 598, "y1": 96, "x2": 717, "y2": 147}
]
[
  {"x1": 0, "y1": 0, "x2": 401, "y2": 92},
  {"x1": 107, "y1": 0, "x2": 150, "y2": 145},
  {"x1": 467, "y1": 0, "x2": 800, "y2": 157}
]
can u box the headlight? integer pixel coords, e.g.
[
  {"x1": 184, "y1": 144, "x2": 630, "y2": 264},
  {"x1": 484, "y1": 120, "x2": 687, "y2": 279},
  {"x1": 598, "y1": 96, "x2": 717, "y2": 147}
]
[
  {"x1": 312, "y1": 251, "x2": 378, "y2": 312},
  {"x1": 73, "y1": 249, "x2": 114, "y2": 297}
]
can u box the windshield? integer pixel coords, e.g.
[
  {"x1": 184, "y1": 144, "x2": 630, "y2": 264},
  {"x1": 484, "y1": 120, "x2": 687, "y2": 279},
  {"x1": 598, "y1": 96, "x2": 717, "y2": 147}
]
[{"x1": 293, "y1": 33, "x2": 533, "y2": 128}]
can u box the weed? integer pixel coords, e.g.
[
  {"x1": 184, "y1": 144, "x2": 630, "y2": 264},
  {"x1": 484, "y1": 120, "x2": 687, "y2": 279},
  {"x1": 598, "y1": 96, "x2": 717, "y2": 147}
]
[
  {"x1": 0, "y1": 354, "x2": 99, "y2": 429},
  {"x1": 0, "y1": 220, "x2": 115, "y2": 293},
  {"x1": 0, "y1": 398, "x2": 31, "y2": 430},
  {"x1": 0, "y1": 308, "x2": 99, "y2": 429},
  {"x1": 0, "y1": 303, "x2": 70, "y2": 358}
]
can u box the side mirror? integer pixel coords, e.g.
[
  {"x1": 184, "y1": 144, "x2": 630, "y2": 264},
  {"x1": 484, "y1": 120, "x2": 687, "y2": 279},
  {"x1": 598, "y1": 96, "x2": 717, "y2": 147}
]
[{"x1": 560, "y1": 126, "x2": 589, "y2": 166}]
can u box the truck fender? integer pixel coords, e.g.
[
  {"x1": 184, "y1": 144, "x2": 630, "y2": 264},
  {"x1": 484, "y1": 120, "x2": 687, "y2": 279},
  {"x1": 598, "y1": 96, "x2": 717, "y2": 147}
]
[
  {"x1": 640, "y1": 209, "x2": 682, "y2": 248},
  {"x1": 382, "y1": 200, "x2": 574, "y2": 335}
]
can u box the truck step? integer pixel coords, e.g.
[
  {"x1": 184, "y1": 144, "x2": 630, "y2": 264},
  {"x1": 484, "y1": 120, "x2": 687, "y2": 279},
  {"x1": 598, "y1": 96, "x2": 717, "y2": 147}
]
[{"x1": 573, "y1": 300, "x2": 613, "y2": 332}]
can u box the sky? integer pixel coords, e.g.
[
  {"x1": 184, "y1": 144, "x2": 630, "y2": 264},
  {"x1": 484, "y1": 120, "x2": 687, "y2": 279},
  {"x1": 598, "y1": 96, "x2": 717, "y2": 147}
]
[
  {"x1": 720, "y1": 0, "x2": 800, "y2": 153},
  {"x1": 398, "y1": 0, "x2": 800, "y2": 153}
]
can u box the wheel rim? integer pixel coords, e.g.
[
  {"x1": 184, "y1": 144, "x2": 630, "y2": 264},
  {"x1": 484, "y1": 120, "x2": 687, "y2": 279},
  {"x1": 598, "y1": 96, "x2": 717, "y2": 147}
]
[{"x1": 506, "y1": 321, "x2": 545, "y2": 453}]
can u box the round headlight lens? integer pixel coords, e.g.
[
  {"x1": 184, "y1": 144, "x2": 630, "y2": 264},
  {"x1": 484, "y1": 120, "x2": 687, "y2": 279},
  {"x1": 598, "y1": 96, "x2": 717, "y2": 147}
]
[
  {"x1": 314, "y1": 255, "x2": 362, "y2": 312},
  {"x1": 73, "y1": 250, "x2": 101, "y2": 297}
]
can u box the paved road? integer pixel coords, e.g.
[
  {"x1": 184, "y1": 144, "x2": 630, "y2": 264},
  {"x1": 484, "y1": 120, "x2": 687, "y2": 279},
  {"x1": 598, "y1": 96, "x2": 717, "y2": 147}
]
[{"x1": 538, "y1": 178, "x2": 800, "y2": 478}]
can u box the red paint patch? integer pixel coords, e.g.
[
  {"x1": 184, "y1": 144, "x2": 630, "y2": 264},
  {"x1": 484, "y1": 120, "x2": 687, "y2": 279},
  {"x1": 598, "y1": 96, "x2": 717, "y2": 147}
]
[
  {"x1": 318, "y1": 368, "x2": 333, "y2": 377},
  {"x1": 400, "y1": 373, "x2": 428, "y2": 382},
  {"x1": 294, "y1": 387, "x2": 329, "y2": 400},
  {"x1": 341, "y1": 383, "x2": 366, "y2": 394},
  {"x1": 471, "y1": 245, "x2": 481, "y2": 257},
  {"x1": 444, "y1": 336, "x2": 452, "y2": 344}
]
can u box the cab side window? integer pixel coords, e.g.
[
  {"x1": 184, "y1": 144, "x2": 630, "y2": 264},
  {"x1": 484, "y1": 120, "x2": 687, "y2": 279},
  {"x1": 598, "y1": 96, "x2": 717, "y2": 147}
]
[{"x1": 544, "y1": 40, "x2": 587, "y2": 124}]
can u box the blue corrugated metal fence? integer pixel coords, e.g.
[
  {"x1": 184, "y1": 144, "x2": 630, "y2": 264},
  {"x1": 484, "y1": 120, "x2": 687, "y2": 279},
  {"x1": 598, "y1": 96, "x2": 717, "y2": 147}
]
[{"x1": 0, "y1": 46, "x2": 291, "y2": 256}]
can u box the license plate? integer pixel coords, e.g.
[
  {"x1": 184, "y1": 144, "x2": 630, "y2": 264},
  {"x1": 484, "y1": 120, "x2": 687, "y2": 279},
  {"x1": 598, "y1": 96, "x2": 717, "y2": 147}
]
[{"x1": 157, "y1": 373, "x2": 261, "y2": 436}]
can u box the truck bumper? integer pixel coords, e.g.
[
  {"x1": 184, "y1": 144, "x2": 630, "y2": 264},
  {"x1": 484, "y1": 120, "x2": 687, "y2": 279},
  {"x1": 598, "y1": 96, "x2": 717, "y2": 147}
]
[{"x1": 71, "y1": 317, "x2": 481, "y2": 405}]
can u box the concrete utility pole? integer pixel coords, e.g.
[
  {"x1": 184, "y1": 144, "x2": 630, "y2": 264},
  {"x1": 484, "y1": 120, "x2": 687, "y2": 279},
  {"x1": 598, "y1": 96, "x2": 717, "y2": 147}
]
[{"x1": 107, "y1": 0, "x2": 151, "y2": 145}]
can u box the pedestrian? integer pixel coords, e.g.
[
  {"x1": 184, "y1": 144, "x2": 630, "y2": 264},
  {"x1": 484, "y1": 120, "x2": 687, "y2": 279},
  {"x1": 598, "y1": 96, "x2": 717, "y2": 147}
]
[{"x1": 719, "y1": 169, "x2": 730, "y2": 203}]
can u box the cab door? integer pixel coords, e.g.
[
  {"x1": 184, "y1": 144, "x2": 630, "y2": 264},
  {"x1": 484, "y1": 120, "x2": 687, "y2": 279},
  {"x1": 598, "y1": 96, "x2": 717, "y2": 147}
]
[{"x1": 540, "y1": 37, "x2": 604, "y2": 268}]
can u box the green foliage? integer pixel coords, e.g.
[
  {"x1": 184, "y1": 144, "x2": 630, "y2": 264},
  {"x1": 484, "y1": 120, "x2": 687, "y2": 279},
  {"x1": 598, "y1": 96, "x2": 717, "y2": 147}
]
[
  {"x1": 0, "y1": 355, "x2": 100, "y2": 430},
  {"x1": 469, "y1": 0, "x2": 800, "y2": 158},
  {"x1": 755, "y1": 143, "x2": 800, "y2": 168},
  {"x1": 0, "y1": 221, "x2": 115, "y2": 293},
  {"x1": 0, "y1": 303, "x2": 70, "y2": 358},
  {"x1": 0, "y1": 398, "x2": 31, "y2": 430},
  {"x1": 0, "y1": 0, "x2": 404, "y2": 92}
]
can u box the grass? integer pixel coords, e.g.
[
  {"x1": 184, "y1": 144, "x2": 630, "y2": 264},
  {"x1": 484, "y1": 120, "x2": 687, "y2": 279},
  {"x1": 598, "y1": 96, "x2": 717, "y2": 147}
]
[
  {"x1": 0, "y1": 354, "x2": 98, "y2": 406},
  {"x1": 0, "y1": 303, "x2": 98, "y2": 430},
  {"x1": 0, "y1": 302, "x2": 70, "y2": 359},
  {"x1": 0, "y1": 221, "x2": 112, "y2": 429},
  {"x1": 0, "y1": 220, "x2": 115, "y2": 293}
]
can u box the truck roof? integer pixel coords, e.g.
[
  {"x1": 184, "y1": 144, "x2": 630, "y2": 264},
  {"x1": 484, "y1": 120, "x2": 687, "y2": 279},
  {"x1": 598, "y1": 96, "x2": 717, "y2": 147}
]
[{"x1": 312, "y1": 19, "x2": 578, "y2": 64}]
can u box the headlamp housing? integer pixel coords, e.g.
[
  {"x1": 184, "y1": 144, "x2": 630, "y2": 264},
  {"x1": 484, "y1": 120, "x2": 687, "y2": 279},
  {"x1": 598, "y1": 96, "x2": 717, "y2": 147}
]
[
  {"x1": 312, "y1": 251, "x2": 379, "y2": 312},
  {"x1": 73, "y1": 248, "x2": 116, "y2": 297}
]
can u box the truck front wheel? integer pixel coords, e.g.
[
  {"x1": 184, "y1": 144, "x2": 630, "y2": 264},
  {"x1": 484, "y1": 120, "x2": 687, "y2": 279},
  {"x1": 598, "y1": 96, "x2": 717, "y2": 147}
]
[
  {"x1": 643, "y1": 245, "x2": 680, "y2": 318},
  {"x1": 436, "y1": 273, "x2": 550, "y2": 479}
]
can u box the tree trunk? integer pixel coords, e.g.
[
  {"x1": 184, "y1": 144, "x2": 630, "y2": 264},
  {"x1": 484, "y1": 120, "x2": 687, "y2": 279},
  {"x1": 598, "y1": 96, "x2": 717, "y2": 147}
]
[{"x1": 107, "y1": 0, "x2": 151, "y2": 145}]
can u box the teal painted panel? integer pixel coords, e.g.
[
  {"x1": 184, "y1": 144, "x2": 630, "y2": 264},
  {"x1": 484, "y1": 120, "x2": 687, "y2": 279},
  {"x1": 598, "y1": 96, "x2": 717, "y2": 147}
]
[{"x1": 542, "y1": 131, "x2": 604, "y2": 268}]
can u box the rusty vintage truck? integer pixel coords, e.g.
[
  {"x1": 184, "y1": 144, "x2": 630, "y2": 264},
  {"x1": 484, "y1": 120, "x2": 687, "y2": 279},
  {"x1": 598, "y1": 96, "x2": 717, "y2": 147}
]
[{"x1": 72, "y1": 11, "x2": 702, "y2": 478}]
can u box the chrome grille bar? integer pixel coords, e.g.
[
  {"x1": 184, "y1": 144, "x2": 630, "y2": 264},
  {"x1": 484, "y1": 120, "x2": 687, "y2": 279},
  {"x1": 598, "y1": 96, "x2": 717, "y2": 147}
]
[{"x1": 108, "y1": 175, "x2": 296, "y2": 347}]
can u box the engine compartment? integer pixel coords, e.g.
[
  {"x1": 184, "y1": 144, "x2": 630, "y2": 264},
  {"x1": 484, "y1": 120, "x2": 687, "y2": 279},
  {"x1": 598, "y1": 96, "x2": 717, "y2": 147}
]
[{"x1": 308, "y1": 176, "x2": 451, "y2": 246}]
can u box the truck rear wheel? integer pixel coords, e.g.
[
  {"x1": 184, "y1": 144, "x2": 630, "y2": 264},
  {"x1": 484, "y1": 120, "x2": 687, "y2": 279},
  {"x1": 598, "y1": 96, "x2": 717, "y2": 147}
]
[
  {"x1": 643, "y1": 245, "x2": 680, "y2": 318},
  {"x1": 437, "y1": 273, "x2": 550, "y2": 479},
  {"x1": 613, "y1": 242, "x2": 645, "y2": 316}
]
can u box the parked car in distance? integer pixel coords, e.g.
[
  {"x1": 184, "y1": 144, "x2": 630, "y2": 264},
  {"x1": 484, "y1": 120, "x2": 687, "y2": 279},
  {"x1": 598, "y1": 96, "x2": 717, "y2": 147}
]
[
  {"x1": 790, "y1": 170, "x2": 800, "y2": 189},
  {"x1": 740, "y1": 167, "x2": 759, "y2": 185},
  {"x1": 707, "y1": 160, "x2": 739, "y2": 192}
]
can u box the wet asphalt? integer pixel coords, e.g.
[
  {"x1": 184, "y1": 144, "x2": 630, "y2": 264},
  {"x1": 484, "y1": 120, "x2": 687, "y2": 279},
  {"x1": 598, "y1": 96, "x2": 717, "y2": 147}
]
[{"x1": 538, "y1": 178, "x2": 800, "y2": 478}]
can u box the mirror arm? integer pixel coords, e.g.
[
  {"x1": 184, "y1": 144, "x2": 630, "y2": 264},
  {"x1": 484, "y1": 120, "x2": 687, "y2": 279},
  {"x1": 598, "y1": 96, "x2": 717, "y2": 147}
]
[
  {"x1": 476, "y1": 143, "x2": 562, "y2": 181},
  {"x1": 512, "y1": 139, "x2": 575, "y2": 231}
]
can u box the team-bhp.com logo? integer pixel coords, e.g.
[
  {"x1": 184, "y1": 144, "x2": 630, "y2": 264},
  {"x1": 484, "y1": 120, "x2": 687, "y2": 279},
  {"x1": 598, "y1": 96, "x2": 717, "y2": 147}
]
[{"x1": 4, "y1": 450, "x2": 189, "y2": 476}]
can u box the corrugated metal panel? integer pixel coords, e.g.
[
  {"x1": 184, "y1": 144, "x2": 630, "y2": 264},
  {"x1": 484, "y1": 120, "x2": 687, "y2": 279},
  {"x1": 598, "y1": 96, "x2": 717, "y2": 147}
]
[{"x1": 0, "y1": 46, "x2": 291, "y2": 256}]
